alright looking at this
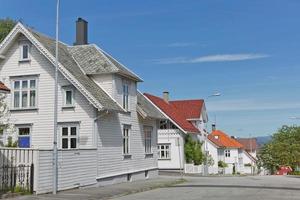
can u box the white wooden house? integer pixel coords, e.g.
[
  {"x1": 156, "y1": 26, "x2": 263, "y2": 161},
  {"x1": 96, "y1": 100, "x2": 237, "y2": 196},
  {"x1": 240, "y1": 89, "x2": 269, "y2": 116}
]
[
  {"x1": 144, "y1": 92, "x2": 208, "y2": 171},
  {"x1": 0, "y1": 18, "x2": 164, "y2": 194},
  {"x1": 207, "y1": 129, "x2": 257, "y2": 174}
]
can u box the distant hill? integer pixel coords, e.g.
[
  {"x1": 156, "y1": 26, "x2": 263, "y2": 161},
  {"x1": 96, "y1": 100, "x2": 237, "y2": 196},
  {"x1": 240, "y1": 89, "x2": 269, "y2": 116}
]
[{"x1": 256, "y1": 136, "x2": 272, "y2": 148}]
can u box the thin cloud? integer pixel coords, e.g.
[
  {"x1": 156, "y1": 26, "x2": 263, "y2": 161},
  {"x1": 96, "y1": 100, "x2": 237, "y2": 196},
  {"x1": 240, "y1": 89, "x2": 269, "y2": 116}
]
[
  {"x1": 152, "y1": 53, "x2": 270, "y2": 64},
  {"x1": 207, "y1": 99, "x2": 300, "y2": 112},
  {"x1": 167, "y1": 42, "x2": 197, "y2": 47}
]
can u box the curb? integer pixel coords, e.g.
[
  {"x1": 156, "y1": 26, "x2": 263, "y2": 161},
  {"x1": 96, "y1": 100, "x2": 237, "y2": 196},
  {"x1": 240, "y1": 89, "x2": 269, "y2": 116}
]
[{"x1": 107, "y1": 179, "x2": 186, "y2": 199}]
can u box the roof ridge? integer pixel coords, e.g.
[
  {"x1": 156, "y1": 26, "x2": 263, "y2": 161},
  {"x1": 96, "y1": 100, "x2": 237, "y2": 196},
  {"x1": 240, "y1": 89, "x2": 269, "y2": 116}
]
[{"x1": 170, "y1": 99, "x2": 204, "y2": 102}]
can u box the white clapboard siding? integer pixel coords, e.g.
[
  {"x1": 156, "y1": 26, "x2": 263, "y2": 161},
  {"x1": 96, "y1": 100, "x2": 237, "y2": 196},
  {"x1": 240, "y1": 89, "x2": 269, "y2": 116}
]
[
  {"x1": 0, "y1": 35, "x2": 96, "y2": 149},
  {"x1": 97, "y1": 74, "x2": 158, "y2": 179},
  {"x1": 91, "y1": 74, "x2": 114, "y2": 97},
  {"x1": 35, "y1": 149, "x2": 97, "y2": 194}
]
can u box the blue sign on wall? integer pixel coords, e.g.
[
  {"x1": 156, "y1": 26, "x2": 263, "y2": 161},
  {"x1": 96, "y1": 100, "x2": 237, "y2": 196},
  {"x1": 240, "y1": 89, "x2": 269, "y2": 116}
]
[{"x1": 18, "y1": 137, "x2": 30, "y2": 148}]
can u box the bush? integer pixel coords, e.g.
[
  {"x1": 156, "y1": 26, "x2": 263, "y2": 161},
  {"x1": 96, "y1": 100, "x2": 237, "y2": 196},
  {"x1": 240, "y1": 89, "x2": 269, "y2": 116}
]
[
  {"x1": 5, "y1": 136, "x2": 17, "y2": 147},
  {"x1": 184, "y1": 134, "x2": 204, "y2": 165},
  {"x1": 218, "y1": 161, "x2": 228, "y2": 168},
  {"x1": 288, "y1": 171, "x2": 300, "y2": 175}
]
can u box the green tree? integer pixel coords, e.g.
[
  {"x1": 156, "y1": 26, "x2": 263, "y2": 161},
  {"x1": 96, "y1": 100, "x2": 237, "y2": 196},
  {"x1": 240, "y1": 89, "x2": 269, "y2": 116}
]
[
  {"x1": 0, "y1": 18, "x2": 16, "y2": 43},
  {"x1": 184, "y1": 134, "x2": 204, "y2": 165},
  {"x1": 258, "y1": 125, "x2": 300, "y2": 174}
]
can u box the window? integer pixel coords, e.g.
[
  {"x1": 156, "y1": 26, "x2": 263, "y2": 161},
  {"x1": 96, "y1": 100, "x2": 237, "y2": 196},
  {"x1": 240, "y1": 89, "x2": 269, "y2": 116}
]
[
  {"x1": 225, "y1": 149, "x2": 231, "y2": 157},
  {"x1": 123, "y1": 125, "x2": 130, "y2": 155},
  {"x1": 12, "y1": 79, "x2": 37, "y2": 109},
  {"x1": 63, "y1": 87, "x2": 74, "y2": 107},
  {"x1": 159, "y1": 120, "x2": 178, "y2": 129},
  {"x1": 122, "y1": 83, "x2": 129, "y2": 111},
  {"x1": 61, "y1": 125, "x2": 79, "y2": 149},
  {"x1": 144, "y1": 126, "x2": 153, "y2": 154},
  {"x1": 20, "y1": 44, "x2": 30, "y2": 61},
  {"x1": 158, "y1": 144, "x2": 171, "y2": 159},
  {"x1": 18, "y1": 127, "x2": 31, "y2": 148}
]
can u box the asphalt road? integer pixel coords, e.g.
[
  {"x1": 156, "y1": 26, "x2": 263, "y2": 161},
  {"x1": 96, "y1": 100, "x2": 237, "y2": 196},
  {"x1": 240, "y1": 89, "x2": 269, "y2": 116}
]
[{"x1": 113, "y1": 176, "x2": 300, "y2": 200}]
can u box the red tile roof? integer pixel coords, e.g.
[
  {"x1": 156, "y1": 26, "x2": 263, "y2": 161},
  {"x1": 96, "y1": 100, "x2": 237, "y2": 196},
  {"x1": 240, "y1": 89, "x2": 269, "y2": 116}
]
[
  {"x1": 236, "y1": 138, "x2": 257, "y2": 152},
  {"x1": 208, "y1": 130, "x2": 243, "y2": 148},
  {"x1": 170, "y1": 100, "x2": 204, "y2": 120},
  {"x1": 144, "y1": 93, "x2": 202, "y2": 133},
  {"x1": 0, "y1": 82, "x2": 10, "y2": 92}
]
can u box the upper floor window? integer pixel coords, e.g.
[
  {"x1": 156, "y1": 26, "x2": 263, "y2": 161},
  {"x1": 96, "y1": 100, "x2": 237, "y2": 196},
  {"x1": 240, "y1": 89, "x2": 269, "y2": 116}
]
[
  {"x1": 225, "y1": 149, "x2": 231, "y2": 157},
  {"x1": 12, "y1": 78, "x2": 37, "y2": 109},
  {"x1": 159, "y1": 120, "x2": 178, "y2": 129},
  {"x1": 63, "y1": 87, "x2": 74, "y2": 107},
  {"x1": 122, "y1": 83, "x2": 129, "y2": 111},
  {"x1": 60, "y1": 125, "x2": 79, "y2": 149},
  {"x1": 20, "y1": 43, "x2": 30, "y2": 61},
  {"x1": 144, "y1": 126, "x2": 153, "y2": 154}
]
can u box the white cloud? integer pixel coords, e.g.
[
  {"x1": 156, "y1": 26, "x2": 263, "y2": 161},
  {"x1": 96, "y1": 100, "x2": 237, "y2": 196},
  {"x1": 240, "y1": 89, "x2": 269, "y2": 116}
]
[
  {"x1": 152, "y1": 53, "x2": 270, "y2": 64},
  {"x1": 167, "y1": 42, "x2": 196, "y2": 47}
]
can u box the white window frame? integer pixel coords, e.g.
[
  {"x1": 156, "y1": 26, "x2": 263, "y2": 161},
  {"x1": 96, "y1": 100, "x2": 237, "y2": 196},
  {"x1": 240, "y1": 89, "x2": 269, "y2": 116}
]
[
  {"x1": 11, "y1": 78, "x2": 38, "y2": 109},
  {"x1": 122, "y1": 82, "x2": 129, "y2": 111},
  {"x1": 158, "y1": 144, "x2": 171, "y2": 160},
  {"x1": 60, "y1": 124, "x2": 79, "y2": 149},
  {"x1": 19, "y1": 43, "x2": 30, "y2": 61},
  {"x1": 122, "y1": 125, "x2": 131, "y2": 155},
  {"x1": 17, "y1": 125, "x2": 32, "y2": 148},
  {"x1": 62, "y1": 86, "x2": 75, "y2": 107},
  {"x1": 144, "y1": 126, "x2": 153, "y2": 154},
  {"x1": 225, "y1": 149, "x2": 231, "y2": 157}
]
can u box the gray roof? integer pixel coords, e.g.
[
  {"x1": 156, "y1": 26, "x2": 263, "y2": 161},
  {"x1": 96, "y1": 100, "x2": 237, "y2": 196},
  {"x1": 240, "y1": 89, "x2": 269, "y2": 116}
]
[
  {"x1": 137, "y1": 92, "x2": 165, "y2": 119},
  {"x1": 69, "y1": 45, "x2": 142, "y2": 81},
  {"x1": 28, "y1": 29, "x2": 124, "y2": 112}
]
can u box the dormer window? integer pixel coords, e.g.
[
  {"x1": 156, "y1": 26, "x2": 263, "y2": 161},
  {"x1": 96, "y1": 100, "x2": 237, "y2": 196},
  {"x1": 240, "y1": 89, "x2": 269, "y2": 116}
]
[
  {"x1": 20, "y1": 43, "x2": 30, "y2": 61},
  {"x1": 62, "y1": 86, "x2": 75, "y2": 108},
  {"x1": 122, "y1": 83, "x2": 129, "y2": 111}
]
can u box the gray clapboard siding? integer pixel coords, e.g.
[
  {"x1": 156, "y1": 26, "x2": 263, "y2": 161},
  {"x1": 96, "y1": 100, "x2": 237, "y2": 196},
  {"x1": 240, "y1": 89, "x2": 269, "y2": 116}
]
[
  {"x1": 36, "y1": 149, "x2": 97, "y2": 194},
  {"x1": 96, "y1": 74, "x2": 158, "y2": 179}
]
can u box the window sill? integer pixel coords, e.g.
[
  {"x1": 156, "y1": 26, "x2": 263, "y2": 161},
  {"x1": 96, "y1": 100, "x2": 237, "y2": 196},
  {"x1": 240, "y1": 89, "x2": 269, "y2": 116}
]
[
  {"x1": 158, "y1": 158, "x2": 171, "y2": 160},
  {"x1": 62, "y1": 105, "x2": 75, "y2": 109},
  {"x1": 123, "y1": 154, "x2": 132, "y2": 159},
  {"x1": 19, "y1": 59, "x2": 31, "y2": 63},
  {"x1": 10, "y1": 108, "x2": 38, "y2": 112},
  {"x1": 145, "y1": 153, "x2": 153, "y2": 158}
]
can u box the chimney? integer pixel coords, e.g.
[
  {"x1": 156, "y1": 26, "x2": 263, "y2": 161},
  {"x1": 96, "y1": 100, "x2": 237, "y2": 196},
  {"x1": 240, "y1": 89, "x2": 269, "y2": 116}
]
[
  {"x1": 212, "y1": 123, "x2": 216, "y2": 131},
  {"x1": 163, "y1": 91, "x2": 169, "y2": 103},
  {"x1": 74, "y1": 18, "x2": 88, "y2": 45}
]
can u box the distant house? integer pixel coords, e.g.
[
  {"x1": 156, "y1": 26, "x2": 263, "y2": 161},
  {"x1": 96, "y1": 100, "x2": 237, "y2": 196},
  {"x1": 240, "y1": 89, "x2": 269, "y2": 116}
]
[
  {"x1": 207, "y1": 129, "x2": 257, "y2": 174},
  {"x1": 237, "y1": 138, "x2": 258, "y2": 158},
  {"x1": 144, "y1": 92, "x2": 208, "y2": 170},
  {"x1": 0, "y1": 19, "x2": 163, "y2": 193}
]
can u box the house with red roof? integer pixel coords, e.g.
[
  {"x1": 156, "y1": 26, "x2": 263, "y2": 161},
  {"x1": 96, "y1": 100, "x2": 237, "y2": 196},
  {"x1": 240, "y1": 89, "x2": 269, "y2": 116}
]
[
  {"x1": 144, "y1": 92, "x2": 208, "y2": 170},
  {"x1": 207, "y1": 127, "x2": 257, "y2": 174}
]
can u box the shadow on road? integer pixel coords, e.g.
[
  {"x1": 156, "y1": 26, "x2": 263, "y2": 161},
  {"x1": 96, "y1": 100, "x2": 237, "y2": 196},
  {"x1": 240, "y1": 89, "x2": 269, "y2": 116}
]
[{"x1": 169, "y1": 185, "x2": 300, "y2": 191}]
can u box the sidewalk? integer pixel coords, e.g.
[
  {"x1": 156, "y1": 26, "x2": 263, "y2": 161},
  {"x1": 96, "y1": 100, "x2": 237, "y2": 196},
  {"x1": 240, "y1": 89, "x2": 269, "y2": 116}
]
[{"x1": 7, "y1": 176, "x2": 185, "y2": 200}]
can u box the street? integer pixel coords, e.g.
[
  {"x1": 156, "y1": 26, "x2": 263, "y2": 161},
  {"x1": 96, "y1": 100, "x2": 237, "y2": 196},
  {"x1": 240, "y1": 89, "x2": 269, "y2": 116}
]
[{"x1": 113, "y1": 176, "x2": 300, "y2": 200}]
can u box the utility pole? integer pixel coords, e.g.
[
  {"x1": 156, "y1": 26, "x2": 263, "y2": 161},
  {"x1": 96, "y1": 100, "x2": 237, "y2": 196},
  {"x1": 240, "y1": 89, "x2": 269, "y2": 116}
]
[
  {"x1": 249, "y1": 133, "x2": 253, "y2": 175},
  {"x1": 53, "y1": 0, "x2": 60, "y2": 194}
]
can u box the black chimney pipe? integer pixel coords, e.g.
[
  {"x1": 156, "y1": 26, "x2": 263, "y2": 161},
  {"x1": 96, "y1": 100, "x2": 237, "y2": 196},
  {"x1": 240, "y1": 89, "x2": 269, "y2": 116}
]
[{"x1": 74, "y1": 18, "x2": 88, "y2": 45}]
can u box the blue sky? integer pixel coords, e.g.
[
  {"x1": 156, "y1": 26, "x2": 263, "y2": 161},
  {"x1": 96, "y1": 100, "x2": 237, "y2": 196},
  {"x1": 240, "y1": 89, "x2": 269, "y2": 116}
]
[{"x1": 1, "y1": 0, "x2": 300, "y2": 137}]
